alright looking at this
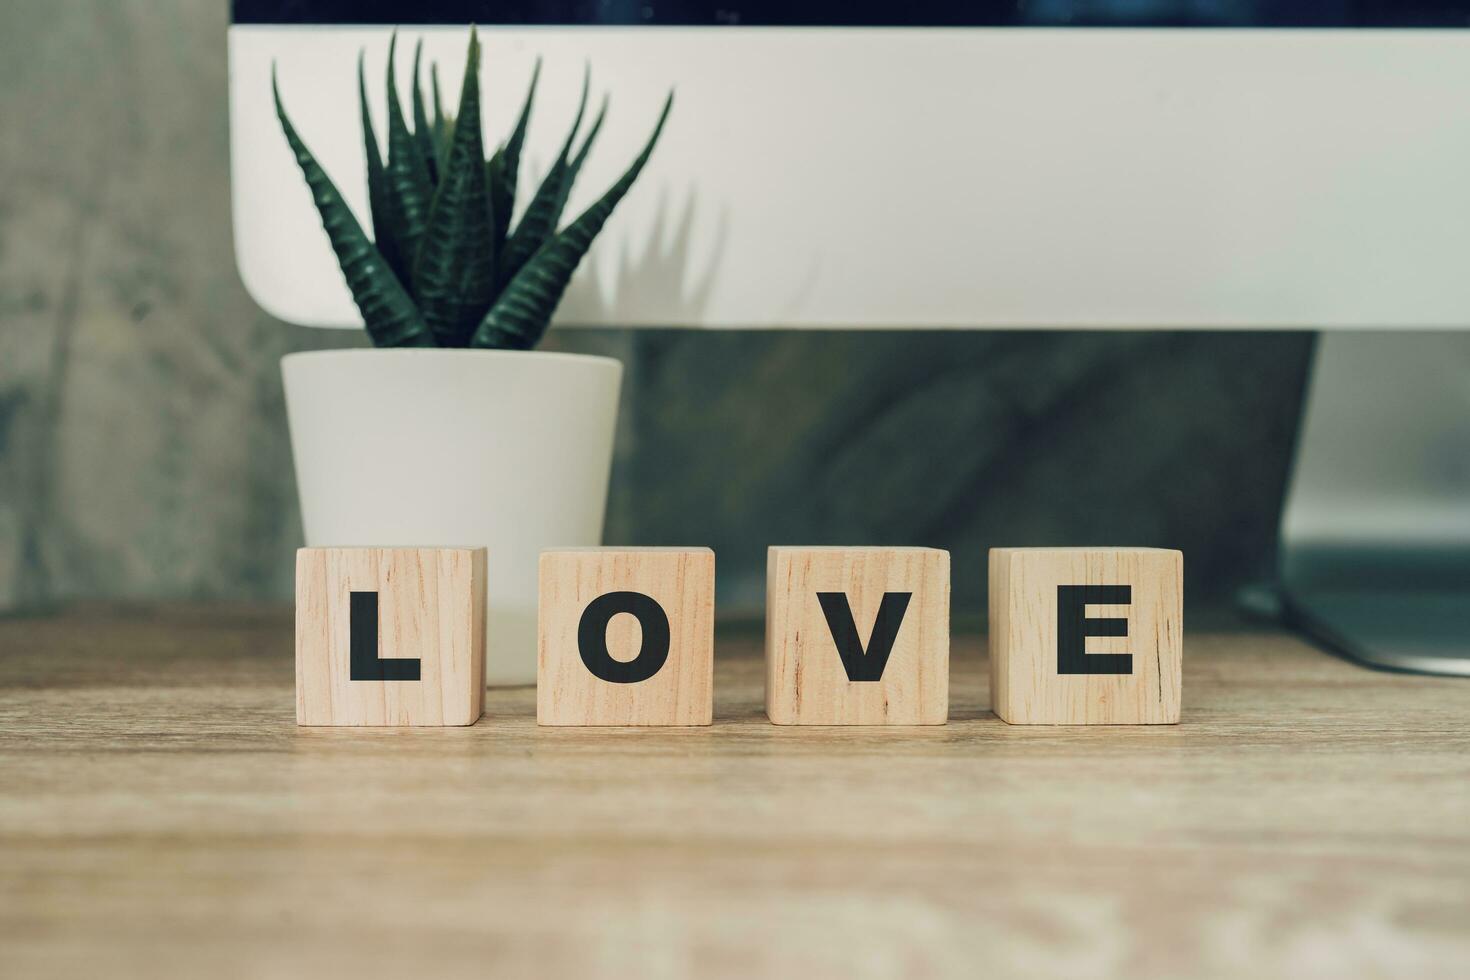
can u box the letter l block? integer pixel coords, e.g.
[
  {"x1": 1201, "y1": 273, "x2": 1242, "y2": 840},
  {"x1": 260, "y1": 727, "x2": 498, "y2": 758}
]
[
  {"x1": 989, "y1": 547, "x2": 1182, "y2": 725},
  {"x1": 295, "y1": 547, "x2": 486, "y2": 726},
  {"x1": 538, "y1": 548, "x2": 715, "y2": 726}
]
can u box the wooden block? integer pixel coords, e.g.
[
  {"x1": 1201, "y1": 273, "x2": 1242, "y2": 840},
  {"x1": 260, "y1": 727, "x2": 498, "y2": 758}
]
[
  {"x1": 538, "y1": 548, "x2": 715, "y2": 726},
  {"x1": 766, "y1": 547, "x2": 950, "y2": 725},
  {"x1": 989, "y1": 547, "x2": 1182, "y2": 725},
  {"x1": 295, "y1": 547, "x2": 486, "y2": 727}
]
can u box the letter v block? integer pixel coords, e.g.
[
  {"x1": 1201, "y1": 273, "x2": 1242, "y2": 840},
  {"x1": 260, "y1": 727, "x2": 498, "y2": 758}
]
[
  {"x1": 766, "y1": 547, "x2": 950, "y2": 725},
  {"x1": 538, "y1": 548, "x2": 715, "y2": 726},
  {"x1": 989, "y1": 547, "x2": 1183, "y2": 725},
  {"x1": 295, "y1": 547, "x2": 486, "y2": 726}
]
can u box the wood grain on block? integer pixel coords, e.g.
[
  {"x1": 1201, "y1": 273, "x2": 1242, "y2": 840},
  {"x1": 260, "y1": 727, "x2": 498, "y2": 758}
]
[
  {"x1": 538, "y1": 548, "x2": 715, "y2": 727},
  {"x1": 295, "y1": 547, "x2": 486, "y2": 726},
  {"x1": 766, "y1": 547, "x2": 950, "y2": 725},
  {"x1": 989, "y1": 547, "x2": 1182, "y2": 725}
]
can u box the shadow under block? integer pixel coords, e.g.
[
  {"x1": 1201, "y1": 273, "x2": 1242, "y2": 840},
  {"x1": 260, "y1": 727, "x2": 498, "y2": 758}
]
[
  {"x1": 295, "y1": 547, "x2": 486, "y2": 727},
  {"x1": 989, "y1": 547, "x2": 1183, "y2": 726},
  {"x1": 538, "y1": 548, "x2": 715, "y2": 727},
  {"x1": 766, "y1": 547, "x2": 950, "y2": 725}
]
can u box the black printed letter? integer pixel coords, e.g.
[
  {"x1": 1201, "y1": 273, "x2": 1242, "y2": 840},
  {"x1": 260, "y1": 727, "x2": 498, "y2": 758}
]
[
  {"x1": 578, "y1": 591, "x2": 671, "y2": 684},
  {"x1": 1056, "y1": 585, "x2": 1133, "y2": 675},
  {"x1": 349, "y1": 591, "x2": 421, "y2": 681},
  {"x1": 816, "y1": 592, "x2": 912, "y2": 682}
]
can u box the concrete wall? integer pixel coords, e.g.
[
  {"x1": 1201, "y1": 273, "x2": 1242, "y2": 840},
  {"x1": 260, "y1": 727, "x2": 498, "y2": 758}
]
[{"x1": 0, "y1": 1, "x2": 1311, "y2": 613}]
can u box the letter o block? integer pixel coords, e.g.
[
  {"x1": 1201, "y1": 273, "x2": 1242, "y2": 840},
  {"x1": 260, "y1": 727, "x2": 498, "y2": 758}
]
[
  {"x1": 989, "y1": 547, "x2": 1183, "y2": 725},
  {"x1": 766, "y1": 547, "x2": 950, "y2": 725},
  {"x1": 538, "y1": 548, "x2": 715, "y2": 726}
]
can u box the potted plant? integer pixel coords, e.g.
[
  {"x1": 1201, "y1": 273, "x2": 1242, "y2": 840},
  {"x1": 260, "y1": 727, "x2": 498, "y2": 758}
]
[{"x1": 274, "y1": 28, "x2": 671, "y2": 684}]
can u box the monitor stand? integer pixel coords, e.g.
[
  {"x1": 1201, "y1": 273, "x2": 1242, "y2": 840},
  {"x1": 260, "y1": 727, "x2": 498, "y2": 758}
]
[{"x1": 1278, "y1": 332, "x2": 1470, "y2": 676}]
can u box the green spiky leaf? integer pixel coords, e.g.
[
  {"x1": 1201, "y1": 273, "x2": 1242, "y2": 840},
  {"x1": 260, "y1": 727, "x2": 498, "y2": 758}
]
[
  {"x1": 498, "y1": 68, "x2": 588, "y2": 288},
  {"x1": 557, "y1": 96, "x2": 607, "y2": 221},
  {"x1": 412, "y1": 28, "x2": 497, "y2": 346},
  {"x1": 472, "y1": 93, "x2": 672, "y2": 349},
  {"x1": 358, "y1": 52, "x2": 404, "y2": 284},
  {"x1": 411, "y1": 40, "x2": 438, "y2": 185},
  {"x1": 486, "y1": 149, "x2": 506, "y2": 245},
  {"x1": 431, "y1": 63, "x2": 447, "y2": 148},
  {"x1": 437, "y1": 114, "x2": 457, "y2": 169},
  {"x1": 274, "y1": 68, "x2": 434, "y2": 348},
  {"x1": 384, "y1": 33, "x2": 434, "y2": 274},
  {"x1": 490, "y1": 60, "x2": 540, "y2": 255}
]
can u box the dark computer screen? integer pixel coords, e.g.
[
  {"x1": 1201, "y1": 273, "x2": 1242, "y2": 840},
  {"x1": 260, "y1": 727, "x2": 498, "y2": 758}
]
[{"x1": 232, "y1": 1, "x2": 1470, "y2": 28}]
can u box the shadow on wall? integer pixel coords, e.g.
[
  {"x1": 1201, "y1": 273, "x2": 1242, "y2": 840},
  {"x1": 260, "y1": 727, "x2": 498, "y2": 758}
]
[{"x1": 557, "y1": 186, "x2": 728, "y2": 326}]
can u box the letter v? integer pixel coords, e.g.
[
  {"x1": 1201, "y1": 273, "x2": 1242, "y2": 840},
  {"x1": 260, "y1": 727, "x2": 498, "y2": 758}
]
[{"x1": 815, "y1": 592, "x2": 913, "y2": 682}]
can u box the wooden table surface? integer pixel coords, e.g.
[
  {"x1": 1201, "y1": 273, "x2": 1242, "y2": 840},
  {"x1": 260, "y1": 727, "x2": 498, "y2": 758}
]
[{"x1": 2, "y1": 604, "x2": 1468, "y2": 979}]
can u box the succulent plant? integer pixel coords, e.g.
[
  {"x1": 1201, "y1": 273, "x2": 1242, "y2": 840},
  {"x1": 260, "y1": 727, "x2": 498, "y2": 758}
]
[{"x1": 273, "y1": 28, "x2": 672, "y2": 349}]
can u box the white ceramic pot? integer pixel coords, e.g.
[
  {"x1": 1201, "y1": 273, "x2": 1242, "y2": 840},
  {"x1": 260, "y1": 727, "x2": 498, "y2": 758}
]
[{"x1": 282, "y1": 349, "x2": 622, "y2": 685}]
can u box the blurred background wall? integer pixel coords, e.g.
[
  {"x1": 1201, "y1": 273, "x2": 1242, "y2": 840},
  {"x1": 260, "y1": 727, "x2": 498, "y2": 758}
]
[{"x1": 0, "y1": 0, "x2": 1312, "y2": 615}]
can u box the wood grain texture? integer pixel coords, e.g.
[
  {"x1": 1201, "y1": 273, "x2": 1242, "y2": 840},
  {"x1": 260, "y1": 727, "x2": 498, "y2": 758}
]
[
  {"x1": 991, "y1": 547, "x2": 1182, "y2": 725},
  {"x1": 766, "y1": 546, "x2": 949, "y2": 725},
  {"x1": 3, "y1": 604, "x2": 1470, "y2": 980},
  {"x1": 538, "y1": 548, "x2": 714, "y2": 726},
  {"x1": 296, "y1": 547, "x2": 485, "y2": 726}
]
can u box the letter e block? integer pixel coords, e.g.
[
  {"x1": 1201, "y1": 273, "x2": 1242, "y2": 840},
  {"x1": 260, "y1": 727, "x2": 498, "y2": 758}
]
[
  {"x1": 296, "y1": 547, "x2": 486, "y2": 726},
  {"x1": 538, "y1": 548, "x2": 715, "y2": 726},
  {"x1": 989, "y1": 547, "x2": 1182, "y2": 725},
  {"x1": 766, "y1": 547, "x2": 950, "y2": 725}
]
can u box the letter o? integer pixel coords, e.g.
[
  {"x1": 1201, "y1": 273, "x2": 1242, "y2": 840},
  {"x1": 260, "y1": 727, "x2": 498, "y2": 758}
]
[{"x1": 577, "y1": 591, "x2": 671, "y2": 684}]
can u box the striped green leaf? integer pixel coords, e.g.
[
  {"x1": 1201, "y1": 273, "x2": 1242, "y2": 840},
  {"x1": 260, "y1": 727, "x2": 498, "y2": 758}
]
[
  {"x1": 384, "y1": 33, "x2": 434, "y2": 276},
  {"x1": 472, "y1": 93, "x2": 672, "y2": 349},
  {"x1": 273, "y1": 68, "x2": 434, "y2": 348},
  {"x1": 489, "y1": 60, "x2": 540, "y2": 255},
  {"x1": 411, "y1": 28, "x2": 497, "y2": 346},
  {"x1": 486, "y1": 149, "x2": 505, "y2": 249},
  {"x1": 497, "y1": 68, "x2": 588, "y2": 289},
  {"x1": 411, "y1": 40, "x2": 438, "y2": 185},
  {"x1": 556, "y1": 96, "x2": 607, "y2": 222},
  {"x1": 357, "y1": 52, "x2": 404, "y2": 285},
  {"x1": 431, "y1": 63, "x2": 447, "y2": 148}
]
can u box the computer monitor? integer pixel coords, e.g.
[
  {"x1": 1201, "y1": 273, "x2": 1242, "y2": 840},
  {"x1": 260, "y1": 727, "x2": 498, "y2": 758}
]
[{"x1": 229, "y1": 2, "x2": 1470, "y2": 672}]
